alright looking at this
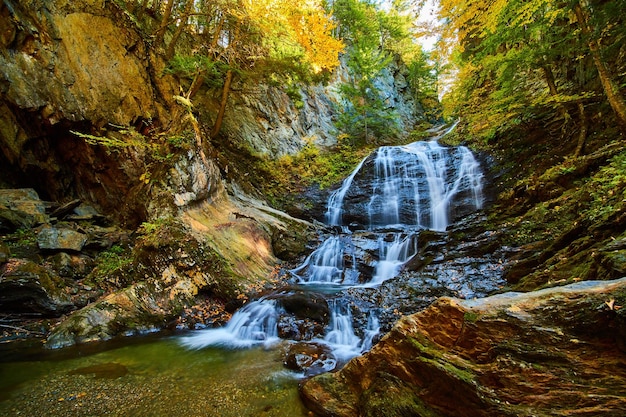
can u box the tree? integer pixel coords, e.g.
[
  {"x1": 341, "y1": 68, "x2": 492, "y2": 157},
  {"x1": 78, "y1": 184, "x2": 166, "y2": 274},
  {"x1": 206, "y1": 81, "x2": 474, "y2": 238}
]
[
  {"x1": 332, "y1": 0, "x2": 436, "y2": 144},
  {"x1": 123, "y1": 0, "x2": 344, "y2": 139},
  {"x1": 438, "y1": 0, "x2": 626, "y2": 147}
]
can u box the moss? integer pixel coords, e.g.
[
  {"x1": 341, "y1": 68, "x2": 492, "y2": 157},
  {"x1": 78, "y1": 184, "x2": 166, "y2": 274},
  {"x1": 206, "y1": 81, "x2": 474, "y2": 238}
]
[
  {"x1": 464, "y1": 311, "x2": 480, "y2": 323},
  {"x1": 407, "y1": 336, "x2": 476, "y2": 385},
  {"x1": 361, "y1": 372, "x2": 443, "y2": 417},
  {"x1": 93, "y1": 245, "x2": 132, "y2": 275}
]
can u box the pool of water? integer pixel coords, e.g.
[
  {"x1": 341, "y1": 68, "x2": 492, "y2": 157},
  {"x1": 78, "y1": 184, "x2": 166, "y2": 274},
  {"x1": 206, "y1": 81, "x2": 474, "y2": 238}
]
[{"x1": 0, "y1": 334, "x2": 309, "y2": 416}]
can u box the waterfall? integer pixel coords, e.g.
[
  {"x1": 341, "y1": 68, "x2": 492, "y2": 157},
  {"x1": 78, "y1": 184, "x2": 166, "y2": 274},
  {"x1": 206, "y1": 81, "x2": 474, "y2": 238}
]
[
  {"x1": 360, "y1": 311, "x2": 380, "y2": 353},
  {"x1": 181, "y1": 130, "x2": 484, "y2": 377},
  {"x1": 292, "y1": 139, "x2": 483, "y2": 287},
  {"x1": 289, "y1": 234, "x2": 360, "y2": 285},
  {"x1": 366, "y1": 141, "x2": 483, "y2": 230},
  {"x1": 180, "y1": 299, "x2": 281, "y2": 349},
  {"x1": 326, "y1": 157, "x2": 368, "y2": 226},
  {"x1": 317, "y1": 300, "x2": 379, "y2": 363},
  {"x1": 369, "y1": 234, "x2": 416, "y2": 286}
]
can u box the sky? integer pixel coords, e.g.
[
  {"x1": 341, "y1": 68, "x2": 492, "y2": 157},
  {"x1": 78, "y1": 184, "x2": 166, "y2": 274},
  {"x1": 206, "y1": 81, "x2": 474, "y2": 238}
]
[{"x1": 416, "y1": 0, "x2": 440, "y2": 51}]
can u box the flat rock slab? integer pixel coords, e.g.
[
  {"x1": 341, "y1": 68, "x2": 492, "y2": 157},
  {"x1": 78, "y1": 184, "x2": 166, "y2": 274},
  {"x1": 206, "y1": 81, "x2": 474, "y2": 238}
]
[
  {"x1": 37, "y1": 227, "x2": 87, "y2": 251},
  {"x1": 0, "y1": 188, "x2": 48, "y2": 230}
]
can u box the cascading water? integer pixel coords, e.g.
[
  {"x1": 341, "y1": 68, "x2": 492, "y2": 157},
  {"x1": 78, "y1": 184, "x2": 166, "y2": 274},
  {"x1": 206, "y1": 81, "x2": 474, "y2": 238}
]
[
  {"x1": 291, "y1": 136, "x2": 483, "y2": 287},
  {"x1": 180, "y1": 298, "x2": 281, "y2": 349},
  {"x1": 369, "y1": 234, "x2": 417, "y2": 286},
  {"x1": 181, "y1": 126, "x2": 485, "y2": 378}
]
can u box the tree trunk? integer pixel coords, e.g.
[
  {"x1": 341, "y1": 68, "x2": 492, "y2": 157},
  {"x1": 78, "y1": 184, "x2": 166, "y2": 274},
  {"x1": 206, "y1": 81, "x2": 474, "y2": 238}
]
[
  {"x1": 574, "y1": 101, "x2": 588, "y2": 157},
  {"x1": 574, "y1": 1, "x2": 626, "y2": 133},
  {"x1": 165, "y1": 0, "x2": 194, "y2": 59},
  {"x1": 210, "y1": 69, "x2": 233, "y2": 139},
  {"x1": 541, "y1": 64, "x2": 571, "y2": 124},
  {"x1": 154, "y1": 0, "x2": 174, "y2": 46}
]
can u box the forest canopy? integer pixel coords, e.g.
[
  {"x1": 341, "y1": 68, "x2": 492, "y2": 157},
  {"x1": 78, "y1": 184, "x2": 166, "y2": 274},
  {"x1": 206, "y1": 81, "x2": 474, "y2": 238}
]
[
  {"x1": 437, "y1": 0, "x2": 626, "y2": 153},
  {"x1": 117, "y1": 0, "x2": 438, "y2": 142}
]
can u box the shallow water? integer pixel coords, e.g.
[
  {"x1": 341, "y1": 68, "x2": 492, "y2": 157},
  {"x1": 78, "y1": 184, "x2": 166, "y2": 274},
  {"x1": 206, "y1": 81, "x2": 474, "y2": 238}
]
[{"x1": 0, "y1": 335, "x2": 308, "y2": 417}]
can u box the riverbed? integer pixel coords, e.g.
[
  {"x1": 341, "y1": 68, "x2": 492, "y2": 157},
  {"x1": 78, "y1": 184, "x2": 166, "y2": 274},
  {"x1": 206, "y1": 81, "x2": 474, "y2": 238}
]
[{"x1": 0, "y1": 334, "x2": 308, "y2": 416}]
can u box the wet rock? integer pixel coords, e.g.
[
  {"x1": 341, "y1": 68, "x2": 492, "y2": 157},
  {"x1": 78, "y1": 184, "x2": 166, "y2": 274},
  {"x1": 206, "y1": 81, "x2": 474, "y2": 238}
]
[
  {"x1": 49, "y1": 199, "x2": 81, "y2": 219},
  {"x1": 66, "y1": 204, "x2": 109, "y2": 224},
  {"x1": 0, "y1": 259, "x2": 73, "y2": 315},
  {"x1": 301, "y1": 278, "x2": 626, "y2": 417},
  {"x1": 45, "y1": 278, "x2": 188, "y2": 348},
  {"x1": 278, "y1": 292, "x2": 330, "y2": 324},
  {"x1": 0, "y1": 189, "x2": 48, "y2": 232},
  {"x1": 283, "y1": 342, "x2": 336, "y2": 376},
  {"x1": 277, "y1": 315, "x2": 326, "y2": 341},
  {"x1": 37, "y1": 227, "x2": 88, "y2": 252}
]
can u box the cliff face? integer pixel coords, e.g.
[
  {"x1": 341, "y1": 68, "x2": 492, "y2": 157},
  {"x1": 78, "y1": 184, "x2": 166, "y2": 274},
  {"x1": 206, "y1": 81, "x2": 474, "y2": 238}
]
[{"x1": 0, "y1": 0, "x2": 174, "y2": 225}]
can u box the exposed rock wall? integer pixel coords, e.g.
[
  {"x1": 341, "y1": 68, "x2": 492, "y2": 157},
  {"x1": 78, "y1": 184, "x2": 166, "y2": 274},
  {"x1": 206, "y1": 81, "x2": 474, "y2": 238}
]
[
  {"x1": 196, "y1": 55, "x2": 422, "y2": 158},
  {"x1": 0, "y1": 0, "x2": 174, "y2": 223}
]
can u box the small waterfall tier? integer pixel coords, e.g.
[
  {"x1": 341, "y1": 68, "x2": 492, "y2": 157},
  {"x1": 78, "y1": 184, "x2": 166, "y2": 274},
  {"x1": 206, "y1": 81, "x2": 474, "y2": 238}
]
[
  {"x1": 180, "y1": 298, "x2": 281, "y2": 349},
  {"x1": 181, "y1": 294, "x2": 380, "y2": 366},
  {"x1": 326, "y1": 141, "x2": 483, "y2": 230},
  {"x1": 294, "y1": 139, "x2": 484, "y2": 287}
]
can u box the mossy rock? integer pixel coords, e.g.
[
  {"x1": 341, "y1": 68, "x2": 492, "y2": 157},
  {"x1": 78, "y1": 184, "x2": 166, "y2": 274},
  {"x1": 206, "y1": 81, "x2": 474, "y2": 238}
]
[
  {"x1": 0, "y1": 259, "x2": 73, "y2": 315},
  {"x1": 361, "y1": 372, "x2": 442, "y2": 417}
]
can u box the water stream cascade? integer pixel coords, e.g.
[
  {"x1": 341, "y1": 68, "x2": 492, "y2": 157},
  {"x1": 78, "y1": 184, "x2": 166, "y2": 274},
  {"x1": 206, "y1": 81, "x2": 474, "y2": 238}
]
[{"x1": 180, "y1": 127, "x2": 486, "y2": 377}]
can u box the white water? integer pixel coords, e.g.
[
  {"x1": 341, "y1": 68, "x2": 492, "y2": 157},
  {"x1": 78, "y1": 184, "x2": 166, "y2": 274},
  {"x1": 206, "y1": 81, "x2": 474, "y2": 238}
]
[
  {"x1": 326, "y1": 157, "x2": 368, "y2": 226},
  {"x1": 182, "y1": 297, "x2": 380, "y2": 363},
  {"x1": 367, "y1": 141, "x2": 483, "y2": 230},
  {"x1": 315, "y1": 301, "x2": 380, "y2": 363},
  {"x1": 293, "y1": 138, "x2": 483, "y2": 287},
  {"x1": 182, "y1": 129, "x2": 482, "y2": 374},
  {"x1": 369, "y1": 234, "x2": 416, "y2": 286},
  {"x1": 289, "y1": 235, "x2": 359, "y2": 285},
  {"x1": 180, "y1": 299, "x2": 281, "y2": 349}
]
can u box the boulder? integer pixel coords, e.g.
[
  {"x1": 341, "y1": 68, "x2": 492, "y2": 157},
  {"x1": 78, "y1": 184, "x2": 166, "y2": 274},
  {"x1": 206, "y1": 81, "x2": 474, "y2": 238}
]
[
  {"x1": 278, "y1": 292, "x2": 330, "y2": 324},
  {"x1": 44, "y1": 268, "x2": 212, "y2": 348},
  {"x1": 283, "y1": 341, "x2": 336, "y2": 376},
  {"x1": 0, "y1": 259, "x2": 73, "y2": 315},
  {"x1": 0, "y1": 188, "x2": 48, "y2": 232},
  {"x1": 301, "y1": 278, "x2": 626, "y2": 417},
  {"x1": 37, "y1": 226, "x2": 88, "y2": 252}
]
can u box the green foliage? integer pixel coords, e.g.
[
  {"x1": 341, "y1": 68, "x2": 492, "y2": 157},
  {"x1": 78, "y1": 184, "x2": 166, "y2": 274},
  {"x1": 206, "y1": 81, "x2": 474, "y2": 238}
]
[
  {"x1": 70, "y1": 130, "x2": 132, "y2": 151},
  {"x1": 254, "y1": 140, "x2": 373, "y2": 208},
  {"x1": 94, "y1": 245, "x2": 132, "y2": 276},
  {"x1": 586, "y1": 150, "x2": 626, "y2": 222},
  {"x1": 5, "y1": 228, "x2": 36, "y2": 249},
  {"x1": 440, "y1": 0, "x2": 626, "y2": 144},
  {"x1": 165, "y1": 130, "x2": 194, "y2": 150},
  {"x1": 332, "y1": 0, "x2": 413, "y2": 142},
  {"x1": 139, "y1": 217, "x2": 172, "y2": 236},
  {"x1": 165, "y1": 55, "x2": 226, "y2": 88}
]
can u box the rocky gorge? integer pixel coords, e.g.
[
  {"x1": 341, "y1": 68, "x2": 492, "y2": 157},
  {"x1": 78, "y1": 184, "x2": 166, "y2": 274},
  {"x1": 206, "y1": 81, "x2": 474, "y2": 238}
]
[{"x1": 2, "y1": 0, "x2": 626, "y2": 416}]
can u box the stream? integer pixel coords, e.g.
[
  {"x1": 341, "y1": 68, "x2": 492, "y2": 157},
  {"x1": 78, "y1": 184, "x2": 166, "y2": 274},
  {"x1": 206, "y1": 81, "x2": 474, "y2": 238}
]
[{"x1": 0, "y1": 127, "x2": 506, "y2": 415}]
